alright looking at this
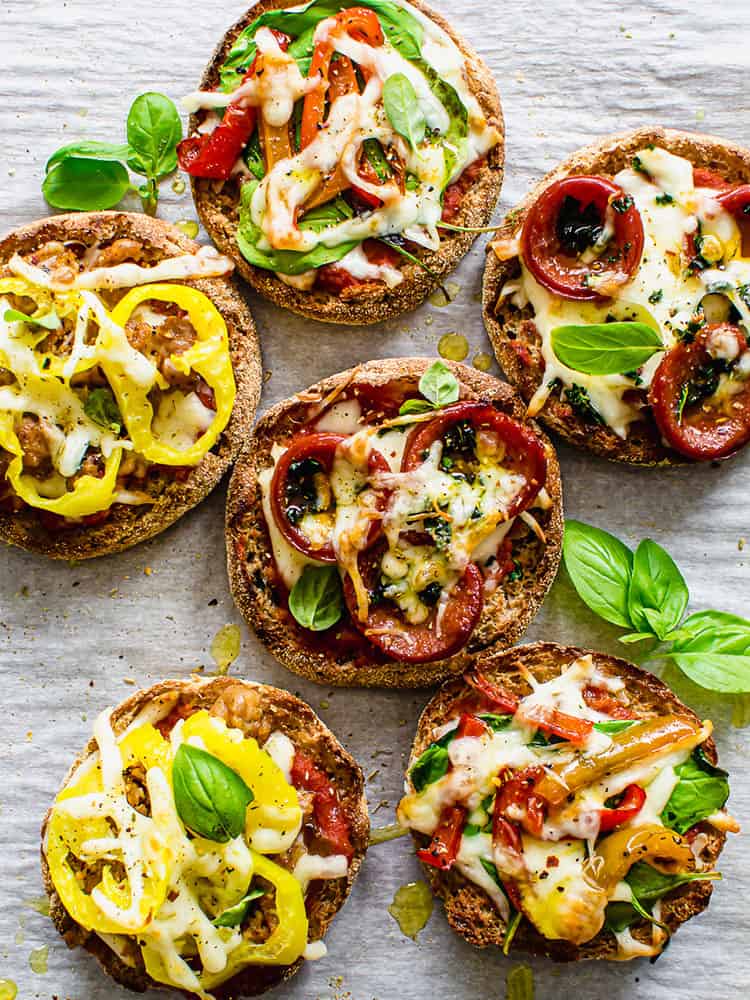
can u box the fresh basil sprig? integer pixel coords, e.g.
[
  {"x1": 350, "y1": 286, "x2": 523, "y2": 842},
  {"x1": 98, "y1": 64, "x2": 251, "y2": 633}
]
[
  {"x1": 43, "y1": 93, "x2": 181, "y2": 215},
  {"x1": 289, "y1": 565, "x2": 343, "y2": 631},
  {"x1": 173, "y1": 744, "x2": 254, "y2": 842},
  {"x1": 84, "y1": 388, "x2": 123, "y2": 434},
  {"x1": 563, "y1": 519, "x2": 750, "y2": 696},
  {"x1": 399, "y1": 361, "x2": 460, "y2": 416},
  {"x1": 382, "y1": 73, "x2": 426, "y2": 150},
  {"x1": 550, "y1": 322, "x2": 664, "y2": 376},
  {"x1": 213, "y1": 887, "x2": 264, "y2": 927},
  {"x1": 4, "y1": 308, "x2": 61, "y2": 331}
]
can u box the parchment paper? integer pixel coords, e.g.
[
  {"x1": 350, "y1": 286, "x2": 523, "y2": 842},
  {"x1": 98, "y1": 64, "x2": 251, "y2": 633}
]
[{"x1": 1, "y1": 1, "x2": 749, "y2": 997}]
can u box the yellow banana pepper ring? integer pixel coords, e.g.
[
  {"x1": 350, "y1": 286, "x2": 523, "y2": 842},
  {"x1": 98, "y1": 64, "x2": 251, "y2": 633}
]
[
  {"x1": 0, "y1": 408, "x2": 122, "y2": 517},
  {"x1": 107, "y1": 284, "x2": 235, "y2": 466},
  {"x1": 588, "y1": 823, "x2": 694, "y2": 891},
  {"x1": 181, "y1": 711, "x2": 302, "y2": 847},
  {"x1": 46, "y1": 724, "x2": 174, "y2": 935}
]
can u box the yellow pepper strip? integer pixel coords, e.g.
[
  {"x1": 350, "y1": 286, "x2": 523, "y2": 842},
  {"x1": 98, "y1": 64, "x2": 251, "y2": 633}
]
[
  {"x1": 536, "y1": 715, "x2": 706, "y2": 806},
  {"x1": 0, "y1": 408, "x2": 122, "y2": 517},
  {"x1": 46, "y1": 724, "x2": 174, "y2": 935},
  {"x1": 181, "y1": 712, "x2": 302, "y2": 849},
  {"x1": 108, "y1": 284, "x2": 235, "y2": 466},
  {"x1": 588, "y1": 824, "x2": 694, "y2": 892}
]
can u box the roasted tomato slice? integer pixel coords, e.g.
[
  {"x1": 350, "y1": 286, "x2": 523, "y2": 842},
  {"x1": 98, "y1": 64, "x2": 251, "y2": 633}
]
[
  {"x1": 402, "y1": 401, "x2": 546, "y2": 519},
  {"x1": 648, "y1": 323, "x2": 750, "y2": 460},
  {"x1": 342, "y1": 542, "x2": 484, "y2": 663},
  {"x1": 692, "y1": 167, "x2": 732, "y2": 191},
  {"x1": 521, "y1": 175, "x2": 644, "y2": 301},
  {"x1": 270, "y1": 432, "x2": 389, "y2": 561}
]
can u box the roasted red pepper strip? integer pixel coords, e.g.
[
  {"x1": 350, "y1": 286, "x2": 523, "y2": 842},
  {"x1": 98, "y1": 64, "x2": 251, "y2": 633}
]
[
  {"x1": 291, "y1": 751, "x2": 353, "y2": 859},
  {"x1": 463, "y1": 670, "x2": 520, "y2": 714},
  {"x1": 177, "y1": 30, "x2": 290, "y2": 179},
  {"x1": 520, "y1": 703, "x2": 593, "y2": 745},
  {"x1": 416, "y1": 805, "x2": 467, "y2": 870},
  {"x1": 598, "y1": 784, "x2": 646, "y2": 833},
  {"x1": 456, "y1": 713, "x2": 488, "y2": 739},
  {"x1": 583, "y1": 685, "x2": 635, "y2": 719},
  {"x1": 495, "y1": 765, "x2": 547, "y2": 838}
]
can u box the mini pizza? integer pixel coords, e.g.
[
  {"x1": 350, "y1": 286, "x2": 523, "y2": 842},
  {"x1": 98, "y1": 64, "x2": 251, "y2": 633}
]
[
  {"x1": 226, "y1": 359, "x2": 562, "y2": 688},
  {"x1": 398, "y1": 642, "x2": 739, "y2": 961},
  {"x1": 483, "y1": 127, "x2": 750, "y2": 464},
  {"x1": 0, "y1": 212, "x2": 260, "y2": 558},
  {"x1": 179, "y1": 0, "x2": 503, "y2": 324},
  {"x1": 41, "y1": 676, "x2": 368, "y2": 999}
]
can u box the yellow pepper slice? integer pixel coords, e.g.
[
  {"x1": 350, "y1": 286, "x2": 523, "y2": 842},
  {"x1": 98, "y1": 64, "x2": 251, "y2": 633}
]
[
  {"x1": 108, "y1": 284, "x2": 235, "y2": 466},
  {"x1": 46, "y1": 724, "x2": 174, "y2": 934},
  {"x1": 590, "y1": 823, "x2": 694, "y2": 891},
  {"x1": 181, "y1": 711, "x2": 302, "y2": 850}
]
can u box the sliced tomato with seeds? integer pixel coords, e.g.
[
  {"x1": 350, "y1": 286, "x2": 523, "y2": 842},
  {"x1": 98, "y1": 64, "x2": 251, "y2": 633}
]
[
  {"x1": 582, "y1": 685, "x2": 635, "y2": 719},
  {"x1": 291, "y1": 751, "x2": 353, "y2": 858},
  {"x1": 692, "y1": 167, "x2": 732, "y2": 191},
  {"x1": 519, "y1": 703, "x2": 593, "y2": 745},
  {"x1": 463, "y1": 670, "x2": 519, "y2": 714},
  {"x1": 649, "y1": 323, "x2": 750, "y2": 460},
  {"x1": 521, "y1": 175, "x2": 644, "y2": 301},
  {"x1": 495, "y1": 765, "x2": 547, "y2": 838},
  {"x1": 416, "y1": 805, "x2": 467, "y2": 870},
  {"x1": 402, "y1": 402, "x2": 547, "y2": 520},
  {"x1": 270, "y1": 432, "x2": 389, "y2": 561}
]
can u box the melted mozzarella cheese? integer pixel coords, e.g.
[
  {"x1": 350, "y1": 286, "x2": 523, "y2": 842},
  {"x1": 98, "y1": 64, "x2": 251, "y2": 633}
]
[{"x1": 152, "y1": 391, "x2": 216, "y2": 452}]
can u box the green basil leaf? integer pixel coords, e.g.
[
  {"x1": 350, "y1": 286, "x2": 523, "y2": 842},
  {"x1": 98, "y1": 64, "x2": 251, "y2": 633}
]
[
  {"x1": 213, "y1": 887, "x2": 264, "y2": 927},
  {"x1": 126, "y1": 92, "x2": 182, "y2": 180},
  {"x1": 83, "y1": 388, "x2": 123, "y2": 433},
  {"x1": 479, "y1": 714, "x2": 513, "y2": 732},
  {"x1": 462, "y1": 822, "x2": 482, "y2": 837},
  {"x1": 244, "y1": 131, "x2": 265, "y2": 180},
  {"x1": 399, "y1": 398, "x2": 435, "y2": 416},
  {"x1": 415, "y1": 59, "x2": 467, "y2": 184},
  {"x1": 46, "y1": 141, "x2": 131, "y2": 173},
  {"x1": 409, "y1": 743, "x2": 450, "y2": 792},
  {"x1": 550, "y1": 322, "x2": 664, "y2": 375},
  {"x1": 42, "y1": 157, "x2": 131, "y2": 211},
  {"x1": 480, "y1": 857, "x2": 504, "y2": 889},
  {"x1": 173, "y1": 743, "x2": 254, "y2": 842},
  {"x1": 660, "y1": 748, "x2": 729, "y2": 833},
  {"x1": 300, "y1": 196, "x2": 354, "y2": 232},
  {"x1": 604, "y1": 900, "x2": 641, "y2": 934},
  {"x1": 625, "y1": 861, "x2": 720, "y2": 904},
  {"x1": 419, "y1": 361, "x2": 460, "y2": 408},
  {"x1": 593, "y1": 720, "x2": 636, "y2": 734},
  {"x1": 670, "y1": 610, "x2": 750, "y2": 655},
  {"x1": 618, "y1": 631, "x2": 656, "y2": 644},
  {"x1": 383, "y1": 73, "x2": 426, "y2": 150},
  {"x1": 562, "y1": 520, "x2": 634, "y2": 628},
  {"x1": 288, "y1": 565, "x2": 343, "y2": 631},
  {"x1": 628, "y1": 539, "x2": 688, "y2": 639},
  {"x1": 3, "y1": 308, "x2": 60, "y2": 331},
  {"x1": 668, "y1": 652, "x2": 750, "y2": 693}
]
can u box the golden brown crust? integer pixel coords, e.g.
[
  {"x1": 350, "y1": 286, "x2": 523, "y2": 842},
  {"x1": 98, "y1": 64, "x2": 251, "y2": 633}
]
[
  {"x1": 482, "y1": 126, "x2": 750, "y2": 466},
  {"x1": 407, "y1": 641, "x2": 727, "y2": 961},
  {"x1": 189, "y1": 0, "x2": 504, "y2": 325},
  {"x1": 40, "y1": 675, "x2": 369, "y2": 998},
  {"x1": 0, "y1": 211, "x2": 262, "y2": 559},
  {"x1": 226, "y1": 358, "x2": 563, "y2": 688}
]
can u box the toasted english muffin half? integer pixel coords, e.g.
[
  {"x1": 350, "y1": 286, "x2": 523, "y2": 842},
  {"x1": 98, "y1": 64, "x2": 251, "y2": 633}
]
[
  {"x1": 41, "y1": 675, "x2": 368, "y2": 999},
  {"x1": 226, "y1": 358, "x2": 562, "y2": 688},
  {"x1": 0, "y1": 211, "x2": 261, "y2": 559},
  {"x1": 186, "y1": 0, "x2": 504, "y2": 325},
  {"x1": 401, "y1": 641, "x2": 735, "y2": 961},
  {"x1": 482, "y1": 127, "x2": 750, "y2": 465}
]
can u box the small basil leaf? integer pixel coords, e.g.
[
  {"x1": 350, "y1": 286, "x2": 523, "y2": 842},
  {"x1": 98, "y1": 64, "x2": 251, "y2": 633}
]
[
  {"x1": 628, "y1": 539, "x2": 688, "y2": 639},
  {"x1": 83, "y1": 388, "x2": 122, "y2": 433},
  {"x1": 288, "y1": 565, "x2": 343, "y2": 631},
  {"x1": 618, "y1": 631, "x2": 657, "y2": 644},
  {"x1": 562, "y1": 520, "x2": 634, "y2": 628},
  {"x1": 173, "y1": 743, "x2": 254, "y2": 842},
  {"x1": 213, "y1": 887, "x2": 264, "y2": 927},
  {"x1": 660, "y1": 748, "x2": 729, "y2": 833},
  {"x1": 42, "y1": 157, "x2": 131, "y2": 211},
  {"x1": 668, "y1": 652, "x2": 750, "y2": 694},
  {"x1": 126, "y1": 92, "x2": 182, "y2": 180},
  {"x1": 670, "y1": 610, "x2": 750, "y2": 655},
  {"x1": 418, "y1": 361, "x2": 460, "y2": 408},
  {"x1": 550, "y1": 322, "x2": 664, "y2": 375},
  {"x1": 4, "y1": 308, "x2": 60, "y2": 331},
  {"x1": 593, "y1": 720, "x2": 635, "y2": 734},
  {"x1": 382, "y1": 73, "x2": 426, "y2": 150},
  {"x1": 46, "y1": 141, "x2": 131, "y2": 173},
  {"x1": 399, "y1": 398, "x2": 435, "y2": 416},
  {"x1": 409, "y1": 743, "x2": 450, "y2": 792}
]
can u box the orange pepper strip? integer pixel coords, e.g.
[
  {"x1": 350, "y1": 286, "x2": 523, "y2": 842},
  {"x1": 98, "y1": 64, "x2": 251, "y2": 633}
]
[{"x1": 259, "y1": 115, "x2": 293, "y2": 171}]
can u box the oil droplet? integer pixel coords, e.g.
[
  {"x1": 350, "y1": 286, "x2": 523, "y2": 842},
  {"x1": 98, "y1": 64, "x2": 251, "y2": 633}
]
[
  {"x1": 428, "y1": 280, "x2": 460, "y2": 307},
  {"x1": 506, "y1": 964, "x2": 534, "y2": 1000},
  {"x1": 175, "y1": 219, "x2": 199, "y2": 239},
  {"x1": 473, "y1": 352, "x2": 493, "y2": 372},
  {"x1": 438, "y1": 333, "x2": 468, "y2": 362},
  {"x1": 732, "y1": 694, "x2": 750, "y2": 728},
  {"x1": 211, "y1": 624, "x2": 241, "y2": 675},
  {"x1": 171, "y1": 177, "x2": 187, "y2": 195},
  {"x1": 29, "y1": 945, "x2": 48, "y2": 974},
  {"x1": 387, "y1": 881, "x2": 433, "y2": 940},
  {"x1": 0, "y1": 980, "x2": 18, "y2": 1000},
  {"x1": 24, "y1": 896, "x2": 50, "y2": 917},
  {"x1": 369, "y1": 823, "x2": 408, "y2": 845}
]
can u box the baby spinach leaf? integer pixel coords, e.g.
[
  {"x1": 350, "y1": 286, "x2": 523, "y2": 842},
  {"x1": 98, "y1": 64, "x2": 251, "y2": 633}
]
[
  {"x1": 479, "y1": 714, "x2": 513, "y2": 732},
  {"x1": 562, "y1": 520, "x2": 634, "y2": 628},
  {"x1": 480, "y1": 857, "x2": 504, "y2": 889},
  {"x1": 660, "y1": 748, "x2": 729, "y2": 834},
  {"x1": 84, "y1": 388, "x2": 123, "y2": 433},
  {"x1": 415, "y1": 59, "x2": 468, "y2": 183},
  {"x1": 383, "y1": 73, "x2": 426, "y2": 150},
  {"x1": 126, "y1": 92, "x2": 182, "y2": 180},
  {"x1": 42, "y1": 157, "x2": 131, "y2": 211},
  {"x1": 550, "y1": 322, "x2": 664, "y2": 375},
  {"x1": 173, "y1": 744, "x2": 254, "y2": 842},
  {"x1": 625, "y1": 861, "x2": 720, "y2": 903},
  {"x1": 419, "y1": 360, "x2": 460, "y2": 408},
  {"x1": 244, "y1": 131, "x2": 265, "y2": 180},
  {"x1": 46, "y1": 141, "x2": 131, "y2": 173},
  {"x1": 628, "y1": 538, "x2": 688, "y2": 640},
  {"x1": 213, "y1": 887, "x2": 264, "y2": 927},
  {"x1": 300, "y1": 196, "x2": 354, "y2": 232},
  {"x1": 288, "y1": 565, "x2": 343, "y2": 631},
  {"x1": 3, "y1": 308, "x2": 60, "y2": 331},
  {"x1": 363, "y1": 138, "x2": 391, "y2": 182},
  {"x1": 410, "y1": 743, "x2": 450, "y2": 791}
]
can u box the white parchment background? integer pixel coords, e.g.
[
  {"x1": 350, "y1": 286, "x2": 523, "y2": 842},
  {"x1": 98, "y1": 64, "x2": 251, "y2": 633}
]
[{"x1": 1, "y1": 1, "x2": 749, "y2": 998}]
